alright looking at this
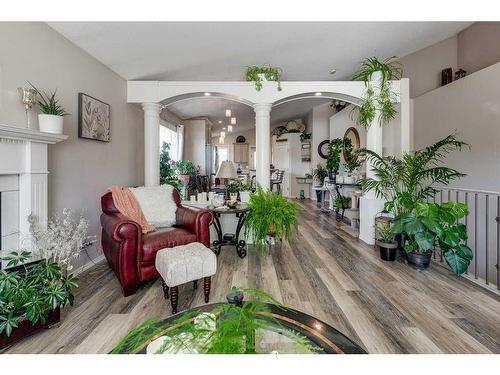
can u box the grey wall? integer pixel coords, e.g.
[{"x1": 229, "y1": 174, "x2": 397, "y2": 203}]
[
  {"x1": 0, "y1": 22, "x2": 144, "y2": 269},
  {"x1": 458, "y1": 22, "x2": 500, "y2": 75}
]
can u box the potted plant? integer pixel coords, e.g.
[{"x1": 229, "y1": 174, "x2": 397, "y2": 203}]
[
  {"x1": 375, "y1": 221, "x2": 398, "y2": 261},
  {"x1": 393, "y1": 202, "x2": 473, "y2": 274},
  {"x1": 343, "y1": 138, "x2": 364, "y2": 184},
  {"x1": 160, "y1": 142, "x2": 180, "y2": 190},
  {"x1": 239, "y1": 181, "x2": 252, "y2": 203},
  {"x1": 360, "y1": 133, "x2": 469, "y2": 252},
  {"x1": 312, "y1": 164, "x2": 328, "y2": 202},
  {"x1": 244, "y1": 186, "x2": 301, "y2": 251},
  {"x1": 227, "y1": 180, "x2": 243, "y2": 201},
  {"x1": 174, "y1": 160, "x2": 196, "y2": 187},
  {"x1": 334, "y1": 195, "x2": 352, "y2": 211},
  {"x1": 350, "y1": 56, "x2": 402, "y2": 129},
  {"x1": 245, "y1": 65, "x2": 282, "y2": 91},
  {"x1": 326, "y1": 138, "x2": 343, "y2": 181},
  {"x1": 29, "y1": 83, "x2": 69, "y2": 134},
  {"x1": 0, "y1": 250, "x2": 78, "y2": 350}
]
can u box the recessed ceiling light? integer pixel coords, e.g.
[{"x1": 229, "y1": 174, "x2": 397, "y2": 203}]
[
  {"x1": 218, "y1": 120, "x2": 222, "y2": 124},
  {"x1": 330, "y1": 69, "x2": 337, "y2": 75},
  {"x1": 225, "y1": 109, "x2": 231, "y2": 117},
  {"x1": 315, "y1": 92, "x2": 322, "y2": 96},
  {"x1": 231, "y1": 117, "x2": 236, "y2": 125},
  {"x1": 222, "y1": 127, "x2": 226, "y2": 130},
  {"x1": 204, "y1": 92, "x2": 211, "y2": 96}
]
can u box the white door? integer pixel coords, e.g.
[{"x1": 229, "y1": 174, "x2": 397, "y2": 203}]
[{"x1": 272, "y1": 142, "x2": 290, "y2": 196}]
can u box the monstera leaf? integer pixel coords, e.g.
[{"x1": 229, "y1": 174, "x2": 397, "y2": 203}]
[{"x1": 443, "y1": 245, "x2": 473, "y2": 275}]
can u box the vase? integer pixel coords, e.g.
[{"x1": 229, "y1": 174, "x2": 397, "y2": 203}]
[
  {"x1": 229, "y1": 193, "x2": 238, "y2": 202},
  {"x1": 240, "y1": 191, "x2": 251, "y2": 203},
  {"x1": 179, "y1": 174, "x2": 190, "y2": 186},
  {"x1": 38, "y1": 114, "x2": 63, "y2": 134}
]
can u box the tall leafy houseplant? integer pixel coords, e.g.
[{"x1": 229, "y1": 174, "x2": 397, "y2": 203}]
[
  {"x1": 326, "y1": 138, "x2": 343, "y2": 178},
  {"x1": 159, "y1": 142, "x2": 180, "y2": 189},
  {"x1": 245, "y1": 66, "x2": 282, "y2": 91},
  {"x1": 312, "y1": 164, "x2": 328, "y2": 185},
  {"x1": 343, "y1": 138, "x2": 364, "y2": 174},
  {"x1": 351, "y1": 56, "x2": 402, "y2": 129},
  {"x1": 393, "y1": 202, "x2": 473, "y2": 274},
  {"x1": 244, "y1": 186, "x2": 301, "y2": 251},
  {"x1": 0, "y1": 251, "x2": 78, "y2": 337},
  {"x1": 360, "y1": 133, "x2": 469, "y2": 218}
]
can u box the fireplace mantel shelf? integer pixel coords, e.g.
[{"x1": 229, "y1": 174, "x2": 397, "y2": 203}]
[{"x1": 0, "y1": 124, "x2": 68, "y2": 144}]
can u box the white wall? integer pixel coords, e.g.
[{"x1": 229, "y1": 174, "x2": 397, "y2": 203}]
[
  {"x1": 413, "y1": 62, "x2": 500, "y2": 192},
  {"x1": 0, "y1": 22, "x2": 144, "y2": 270}
]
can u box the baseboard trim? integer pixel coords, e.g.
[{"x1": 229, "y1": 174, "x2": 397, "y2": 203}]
[{"x1": 73, "y1": 254, "x2": 106, "y2": 276}]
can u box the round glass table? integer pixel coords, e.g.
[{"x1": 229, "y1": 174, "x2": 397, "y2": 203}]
[{"x1": 111, "y1": 303, "x2": 365, "y2": 354}]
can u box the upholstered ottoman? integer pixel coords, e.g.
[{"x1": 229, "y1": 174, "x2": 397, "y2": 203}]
[{"x1": 155, "y1": 242, "x2": 217, "y2": 314}]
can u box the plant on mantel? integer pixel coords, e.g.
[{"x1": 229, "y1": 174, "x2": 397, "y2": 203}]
[
  {"x1": 245, "y1": 65, "x2": 282, "y2": 91},
  {"x1": 351, "y1": 56, "x2": 402, "y2": 129}
]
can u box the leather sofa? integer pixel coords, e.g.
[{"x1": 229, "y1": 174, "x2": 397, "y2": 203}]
[{"x1": 100, "y1": 188, "x2": 214, "y2": 296}]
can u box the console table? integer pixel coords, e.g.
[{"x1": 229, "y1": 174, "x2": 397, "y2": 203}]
[{"x1": 208, "y1": 205, "x2": 250, "y2": 258}]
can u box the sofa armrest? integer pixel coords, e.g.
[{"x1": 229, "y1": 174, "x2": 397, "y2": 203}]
[
  {"x1": 100, "y1": 213, "x2": 142, "y2": 296},
  {"x1": 176, "y1": 205, "x2": 214, "y2": 247}
]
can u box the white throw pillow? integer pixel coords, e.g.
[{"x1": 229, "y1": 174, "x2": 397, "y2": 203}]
[{"x1": 130, "y1": 185, "x2": 177, "y2": 228}]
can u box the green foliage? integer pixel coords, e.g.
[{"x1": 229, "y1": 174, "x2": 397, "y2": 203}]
[
  {"x1": 244, "y1": 186, "x2": 301, "y2": 251},
  {"x1": 0, "y1": 251, "x2": 78, "y2": 337},
  {"x1": 343, "y1": 138, "x2": 364, "y2": 174},
  {"x1": 334, "y1": 195, "x2": 351, "y2": 210},
  {"x1": 29, "y1": 82, "x2": 69, "y2": 116},
  {"x1": 300, "y1": 132, "x2": 312, "y2": 142},
  {"x1": 360, "y1": 133, "x2": 469, "y2": 218},
  {"x1": 111, "y1": 288, "x2": 321, "y2": 354},
  {"x1": 376, "y1": 221, "x2": 396, "y2": 243},
  {"x1": 351, "y1": 56, "x2": 402, "y2": 128},
  {"x1": 245, "y1": 65, "x2": 282, "y2": 91},
  {"x1": 227, "y1": 179, "x2": 244, "y2": 194},
  {"x1": 159, "y1": 142, "x2": 180, "y2": 189},
  {"x1": 312, "y1": 164, "x2": 328, "y2": 185},
  {"x1": 326, "y1": 138, "x2": 343, "y2": 175},
  {"x1": 393, "y1": 202, "x2": 473, "y2": 275},
  {"x1": 174, "y1": 160, "x2": 196, "y2": 175}
]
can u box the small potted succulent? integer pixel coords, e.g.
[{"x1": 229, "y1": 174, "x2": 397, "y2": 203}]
[
  {"x1": 245, "y1": 65, "x2": 282, "y2": 91},
  {"x1": 29, "y1": 83, "x2": 69, "y2": 134},
  {"x1": 375, "y1": 221, "x2": 398, "y2": 261}
]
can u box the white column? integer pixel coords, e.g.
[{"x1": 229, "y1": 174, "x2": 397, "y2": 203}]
[
  {"x1": 253, "y1": 103, "x2": 272, "y2": 189},
  {"x1": 399, "y1": 78, "x2": 412, "y2": 153},
  {"x1": 359, "y1": 72, "x2": 385, "y2": 245},
  {"x1": 142, "y1": 102, "x2": 161, "y2": 187}
]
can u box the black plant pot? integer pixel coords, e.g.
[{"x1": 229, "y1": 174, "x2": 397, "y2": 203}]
[
  {"x1": 395, "y1": 232, "x2": 408, "y2": 259},
  {"x1": 315, "y1": 190, "x2": 323, "y2": 203},
  {"x1": 407, "y1": 252, "x2": 432, "y2": 270},
  {"x1": 376, "y1": 240, "x2": 398, "y2": 261}
]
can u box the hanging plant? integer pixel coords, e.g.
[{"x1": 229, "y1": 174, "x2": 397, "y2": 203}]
[
  {"x1": 351, "y1": 56, "x2": 402, "y2": 129},
  {"x1": 245, "y1": 65, "x2": 282, "y2": 91}
]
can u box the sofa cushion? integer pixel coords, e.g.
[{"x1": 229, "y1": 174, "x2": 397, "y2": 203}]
[
  {"x1": 141, "y1": 227, "x2": 197, "y2": 265},
  {"x1": 130, "y1": 185, "x2": 177, "y2": 228}
]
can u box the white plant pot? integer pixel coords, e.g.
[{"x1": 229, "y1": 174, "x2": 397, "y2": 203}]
[
  {"x1": 344, "y1": 175, "x2": 354, "y2": 184},
  {"x1": 336, "y1": 175, "x2": 344, "y2": 184},
  {"x1": 229, "y1": 193, "x2": 238, "y2": 201},
  {"x1": 240, "y1": 191, "x2": 251, "y2": 203},
  {"x1": 38, "y1": 114, "x2": 63, "y2": 134}
]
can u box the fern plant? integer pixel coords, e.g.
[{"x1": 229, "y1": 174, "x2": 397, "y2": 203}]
[
  {"x1": 351, "y1": 56, "x2": 401, "y2": 128},
  {"x1": 360, "y1": 133, "x2": 469, "y2": 217},
  {"x1": 244, "y1": 186, "x2": 301, "y2": 251},
  {"x1": 29, "y1": 82, "x2": 69, "y2": 116},
  {"x1": 111, "y1": 288, "x2": 321, "y2": 354}
]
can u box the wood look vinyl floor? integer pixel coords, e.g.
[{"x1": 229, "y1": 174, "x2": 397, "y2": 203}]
[{"x1": 5, "y1": 199, "x2": 500, "y2": 354}]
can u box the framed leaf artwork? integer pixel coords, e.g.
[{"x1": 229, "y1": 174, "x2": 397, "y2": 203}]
[{"x1": 78, "y1": 93, "x2": 110, "y2": 142}]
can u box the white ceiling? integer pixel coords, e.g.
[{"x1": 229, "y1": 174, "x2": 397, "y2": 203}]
[
  {"x1": 48, "y1": 22, "x2": 472, "y2": 81},
  {"x1": 48, "y1": 22, "x2": 472, "y2": 133}
]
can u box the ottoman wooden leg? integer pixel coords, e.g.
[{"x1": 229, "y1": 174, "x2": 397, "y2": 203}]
[
  {"x1": 170, "y1": 286, "x2": 178, "y2": 314},
  {"x1": 161, "y1": 278, "x2": 169, "y2": 299},
  {"x1": 193, "y1": 280, "x2": 198, "y2": 290},
  {"x1": 203, "y1": 277, "x2": 211, "y2": 303}
]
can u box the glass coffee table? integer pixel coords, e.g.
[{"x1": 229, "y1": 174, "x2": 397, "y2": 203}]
[{"x1": 111, "y1": 302, "x2": 366, "y2": 354}]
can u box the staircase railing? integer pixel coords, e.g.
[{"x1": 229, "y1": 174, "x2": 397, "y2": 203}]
[{"x1": 430, "y1": 187, "x2": 500, "y2": 291}]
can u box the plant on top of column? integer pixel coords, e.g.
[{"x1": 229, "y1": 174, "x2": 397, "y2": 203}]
[
  {"x1": 245, "y1": 65, "x2": 282, "y2": 91},
  {"x1": 350, "y1": 56, "x2": 402, "y2": 129}
]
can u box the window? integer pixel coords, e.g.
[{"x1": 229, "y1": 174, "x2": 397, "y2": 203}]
[
  {"x1": 217, "y1": 146, "x2": 228, "y2": 168},
  {"x1": 160, "y1": 123, "x2": 179, "y2": 161}
]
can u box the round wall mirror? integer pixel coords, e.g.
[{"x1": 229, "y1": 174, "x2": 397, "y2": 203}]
[{"x1": 342, "y1": 127, "x2": 360, "y2": 160}]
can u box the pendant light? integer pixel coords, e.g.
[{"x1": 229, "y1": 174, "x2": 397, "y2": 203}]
[{"x1": 230, "y1": 117, "x2": 236, "y2": 125}]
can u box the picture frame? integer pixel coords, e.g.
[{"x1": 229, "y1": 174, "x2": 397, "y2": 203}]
[{"x1": 78, "y1": 93, "x2": 110, "y2": 142}]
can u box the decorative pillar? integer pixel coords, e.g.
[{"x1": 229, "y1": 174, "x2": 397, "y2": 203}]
[
  {"x1": 142, "y1": 102, "x2": 161, "y2": 187},
  {"x1": 253, "y1": 103, "x2": 272, "y2": 189},
  {"x1": 359, "y1": 72, "x2": 385, "y2": 245}
]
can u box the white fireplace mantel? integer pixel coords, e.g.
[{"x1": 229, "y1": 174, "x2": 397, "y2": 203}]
[{"x1": 0, "y1": 124, "x2": 67, "y2": 257}]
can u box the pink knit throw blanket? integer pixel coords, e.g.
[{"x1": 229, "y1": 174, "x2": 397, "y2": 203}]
[{"x1": 107, "y1": 186, "x2": 156, "y2": 234}]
